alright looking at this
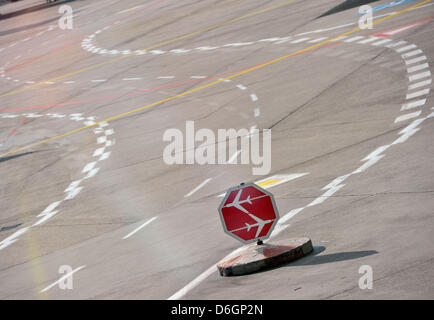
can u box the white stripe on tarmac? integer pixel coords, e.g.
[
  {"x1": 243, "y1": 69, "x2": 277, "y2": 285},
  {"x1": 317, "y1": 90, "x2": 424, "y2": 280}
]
[
  {"x1": 123, "y1": 216, "x2": 158, "y2": 240},
  {"x1": 394, "y1": 111, "x2": 422, "y2": 123},
  {"x1": 406, "y1": 89, "x2": 430, "y2": 100},
  {"x1": 40, "y1": 266, "x2": 86, "y2": 293},
  {"x1": 407, "y1": 63, "x2": 429, "y2": 73},
  {"x1": 405, "y1": 56, "x2": 426, "y2": 65},
  {"x1": 184, "y1": 178, "x2": 212, "y2": 198},
  {"x1": 401, "y1": 99, "x2": 426, "y2": 111},
  {"x1": 401, "y1": 49, "x2": 422, "y2": 58},
  {"x1": 395, "y1": 44, "x2": 417, "y2": 53},
  {"x1": 408, "y1": 79, "x2": 431, "y2": 90},
  {"x1": 409, "y1": 71, "x2": 431, "y2": 82}
]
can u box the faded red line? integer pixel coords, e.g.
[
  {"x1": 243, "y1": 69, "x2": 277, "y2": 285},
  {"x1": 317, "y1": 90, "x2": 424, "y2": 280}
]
[
  {"x1": 1, "y1": 118, "x2": 26, "y2": 146},
  {"x1": 2, "y1": 0, "x2": 165, "y2": 75},
  {"x1": 0, "y1": 42, "x2": 340, "y2": 113},
  {"x1": 368, "y1": 15, "x2": 434, "y2": 37}
]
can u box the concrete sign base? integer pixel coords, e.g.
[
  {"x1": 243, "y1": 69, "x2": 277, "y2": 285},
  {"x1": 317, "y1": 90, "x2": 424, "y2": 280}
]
[{"x1": 217, "y1": 237, "x2": 313, "y2": 277}]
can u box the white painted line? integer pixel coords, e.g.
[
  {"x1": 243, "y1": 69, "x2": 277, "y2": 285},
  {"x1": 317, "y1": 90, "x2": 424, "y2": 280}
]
[
  {"x1": 394, "y1": 111, "x2": 422, "y2": 123},
  {"x1": 168, "y1": 246, "x2": 247, "y2": 300},
  {"x1": 274, "y1": 37, "x2": 292, "y2": 44},
  {"x1": 195, "y1": 46, "x2": 219, "y2": 51},
  {"x1": 223, "y1": 42, "x2": 254, "y2": 47},
  {"x1": 97, "y1": 136, "x2": 107, "y2": 144},
  {"x1": 64, "y1": 180, "x2": 82, "y2": 193},
  {"x1": 405, "y1": 55, "x2": 427, "y2": 65},
  {"x1": 409, "y1": 3, "x2": 433, "y2": 10},
  {"x1": 227, "y1": 150, "x2": 241, "y2": 164},
  {"x1": 82, "y1": 162, "x2": 97, "y2": 173},
  {"x1": 395, "y1": 44, "x2": 417, "y2": 53},
  {"x1": 40, "y1": 266, "x2": 86, "y2": 293},
  {"x1": 401, "y1": 49, "x2": 422, "y2": 58},
  {"x1": 170, "y1": 49, "x2": 191, "y2": 53},
  {"x1": 93, "y1": 147, "x2": 105, "y2": 157},
  {"x1": 278, "y1": 207, "x2": 304, "y2": 224},
  {"x1": 254, "y1": 108, "x2": 260, "y2": 117},
  {"x1": 344, "y1": 36, "x2": 364, "y2": 43},
  {"x1": 407, "y1": 63, "x2": 429, "y2": 73},
  {"x1": 358, "y1": 37, "x2": 378, "y2": 44},
  {"x1": 191, "y1": 76, "x2": 207, "y2": 79},
  {"x1": 184, "y1": 178, "x2": 212, "y2": 198},
  {"x1": 386, "y1": 40, "x2": 407, "y2": 48},
  {"x1": 308, "y1": 37, "x2": 328, "y2": 43},
  {"x1": 372, "y1": 39, "x2": 392, "y2": 46},
  {"x1": 290, "y1": 38, "x2": 310, "y2": 44},
  {"x1": 401, "y1": 99, "x2": 426, "y2": 111},
  {"x1": 383, "y1": 23, "x2": 422, "y2": 36},
  {"x1": 38, "y1": 201, "x2": 61, "y2": 217},
  {"x1": 168, "y1": 264, "x2": 217, "y2": 300},
  {"x1": 123, "y1": 217, "x2": 158, "y2": 240},
  {"x1": 330, "y1": 36, "x2": 348, "y2": 42},
  {"x1": 158, "y1": 76, "x2": 175, "y2": 79},
  {"x1": 64, "y1": 187, "x2": 83, "y2": 200},
  {"x1": 406, "y1": 89, "x2": 430, "y2": 100},
  {"x1": 236, "y1": 84, "x2": 247, "y2": 90},
  {"x1": 122, "y1": 78, "x2": 142, "y2": 81},
  {"x1": 84, "y1": 168, "x2": 100, "y2": 179},
  {"x1": 409, "y1": 71, "x2": 431, "y2": 82},
  {"x1": 105, "y1": 129, "x2": 115, "y2": 136},
  {"x1": 250, "y1": 94, "x2": 258, "y2": 102},
  {"x1": 408, "y1": 79, "x2": 431, "y2": 90},
  {"x1": 149, "y1": 50, "x2": 166, "y2": 55},
  {"x1": 99, "y1": 152, "x2": 111, "y2": 161},
  {"x1": 91, "y1": 79, "x2": 107, "y2": 83}
]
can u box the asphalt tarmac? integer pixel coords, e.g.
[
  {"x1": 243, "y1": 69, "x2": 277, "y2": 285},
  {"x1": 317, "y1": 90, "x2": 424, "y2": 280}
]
[{"x1": 0, "y1": 0, "x2": 433, "y2": 299}]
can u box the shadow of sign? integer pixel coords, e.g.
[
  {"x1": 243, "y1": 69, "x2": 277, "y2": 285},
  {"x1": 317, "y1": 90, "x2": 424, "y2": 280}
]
[{"x1": 317, "y1": 0, "x2": 380, "y2": 18}]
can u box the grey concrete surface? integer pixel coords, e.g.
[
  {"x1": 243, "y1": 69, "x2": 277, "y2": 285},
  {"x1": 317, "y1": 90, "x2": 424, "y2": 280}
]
[{"x1": 0, "y1": 0, "x2": 433, "y2": 299}]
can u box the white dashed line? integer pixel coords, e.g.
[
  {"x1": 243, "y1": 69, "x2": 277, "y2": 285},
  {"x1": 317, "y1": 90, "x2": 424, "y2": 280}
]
[
  {"x1": 406, "y1": 89, "x2": 430, "y2": 100},
  {"x1": 394, "y1": 111, "x2": 423, "y2": 123},
  {"x1": 123, "y1": 217, "x2": 158, "y2": 240},
  {"x1": 40, "y1": 266, "x2": 86, "y2": 293},
  {"x1": 401, "y1": 99, "x2": 427, "y2": 111},
  {"x1": 184, "y1": 178, "x2": 212, "y2": 198}
]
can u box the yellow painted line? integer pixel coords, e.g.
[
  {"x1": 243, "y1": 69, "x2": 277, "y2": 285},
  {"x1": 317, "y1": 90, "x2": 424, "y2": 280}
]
[
  {"x1": 137, "y1": 0, "x2": 298, "y2": 51},
  {"x1": 258, "y1": 179, "x2": 281, "y2": 187},
  {"x1": 0, "y1": 0, "x2": 296, "y2": 99},
  {"x1": 99, "y1": 0, "x2": 246, "y2": 42},
  {"x1": 0, "y1": 0, "x2": 430, "y2": 159}
]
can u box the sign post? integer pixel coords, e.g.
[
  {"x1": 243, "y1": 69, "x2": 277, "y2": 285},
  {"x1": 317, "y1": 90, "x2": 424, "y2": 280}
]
[{"x1": 217, "y1": 183, "x2": 313, "y2": 276}]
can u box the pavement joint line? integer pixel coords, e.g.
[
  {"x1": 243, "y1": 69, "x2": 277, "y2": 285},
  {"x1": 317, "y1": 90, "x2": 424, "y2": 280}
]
[{"x1": 0, "y1": 0, "x2": 431, "y2": 160}]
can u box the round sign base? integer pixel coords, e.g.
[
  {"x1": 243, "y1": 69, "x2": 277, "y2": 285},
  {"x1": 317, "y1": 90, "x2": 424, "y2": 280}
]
[{"x1": 217, "y1": 237, "x2": 313, "y2": 277}]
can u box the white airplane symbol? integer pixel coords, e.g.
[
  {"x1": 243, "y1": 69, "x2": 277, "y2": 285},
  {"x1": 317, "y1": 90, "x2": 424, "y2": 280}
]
[
  {"x1": 230, "y1": 213, "x2": 274, "y2": 238},
  {"x1": 224, "y1": 189, "x2": 273, "y2": 238},
  {"x1": 245, "y1": 214, "x2": 274, "y2": 238},
  {"x1": 223, "y1": 189, "x2": 253, "y2": 214}
]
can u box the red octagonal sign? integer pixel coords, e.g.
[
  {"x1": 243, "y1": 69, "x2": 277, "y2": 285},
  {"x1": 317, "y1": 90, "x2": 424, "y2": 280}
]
[{"x1": 218, "y1": 183, "x2": 280, "y2": 244}]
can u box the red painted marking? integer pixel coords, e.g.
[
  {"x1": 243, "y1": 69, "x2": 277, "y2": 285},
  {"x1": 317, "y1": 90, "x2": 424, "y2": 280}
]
[
  {"x1": 1, "y1": 118, "x2": 26, "y2": 146},
  {"x1": 368, "y1": 16, "x2": 433, "y2": 37},
  {"x1": 2, "y1": 0, "x2": 165, "y2": 75},
  {"x1": 0, "y1": 41, "x2": 339, "y2": 113}
]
